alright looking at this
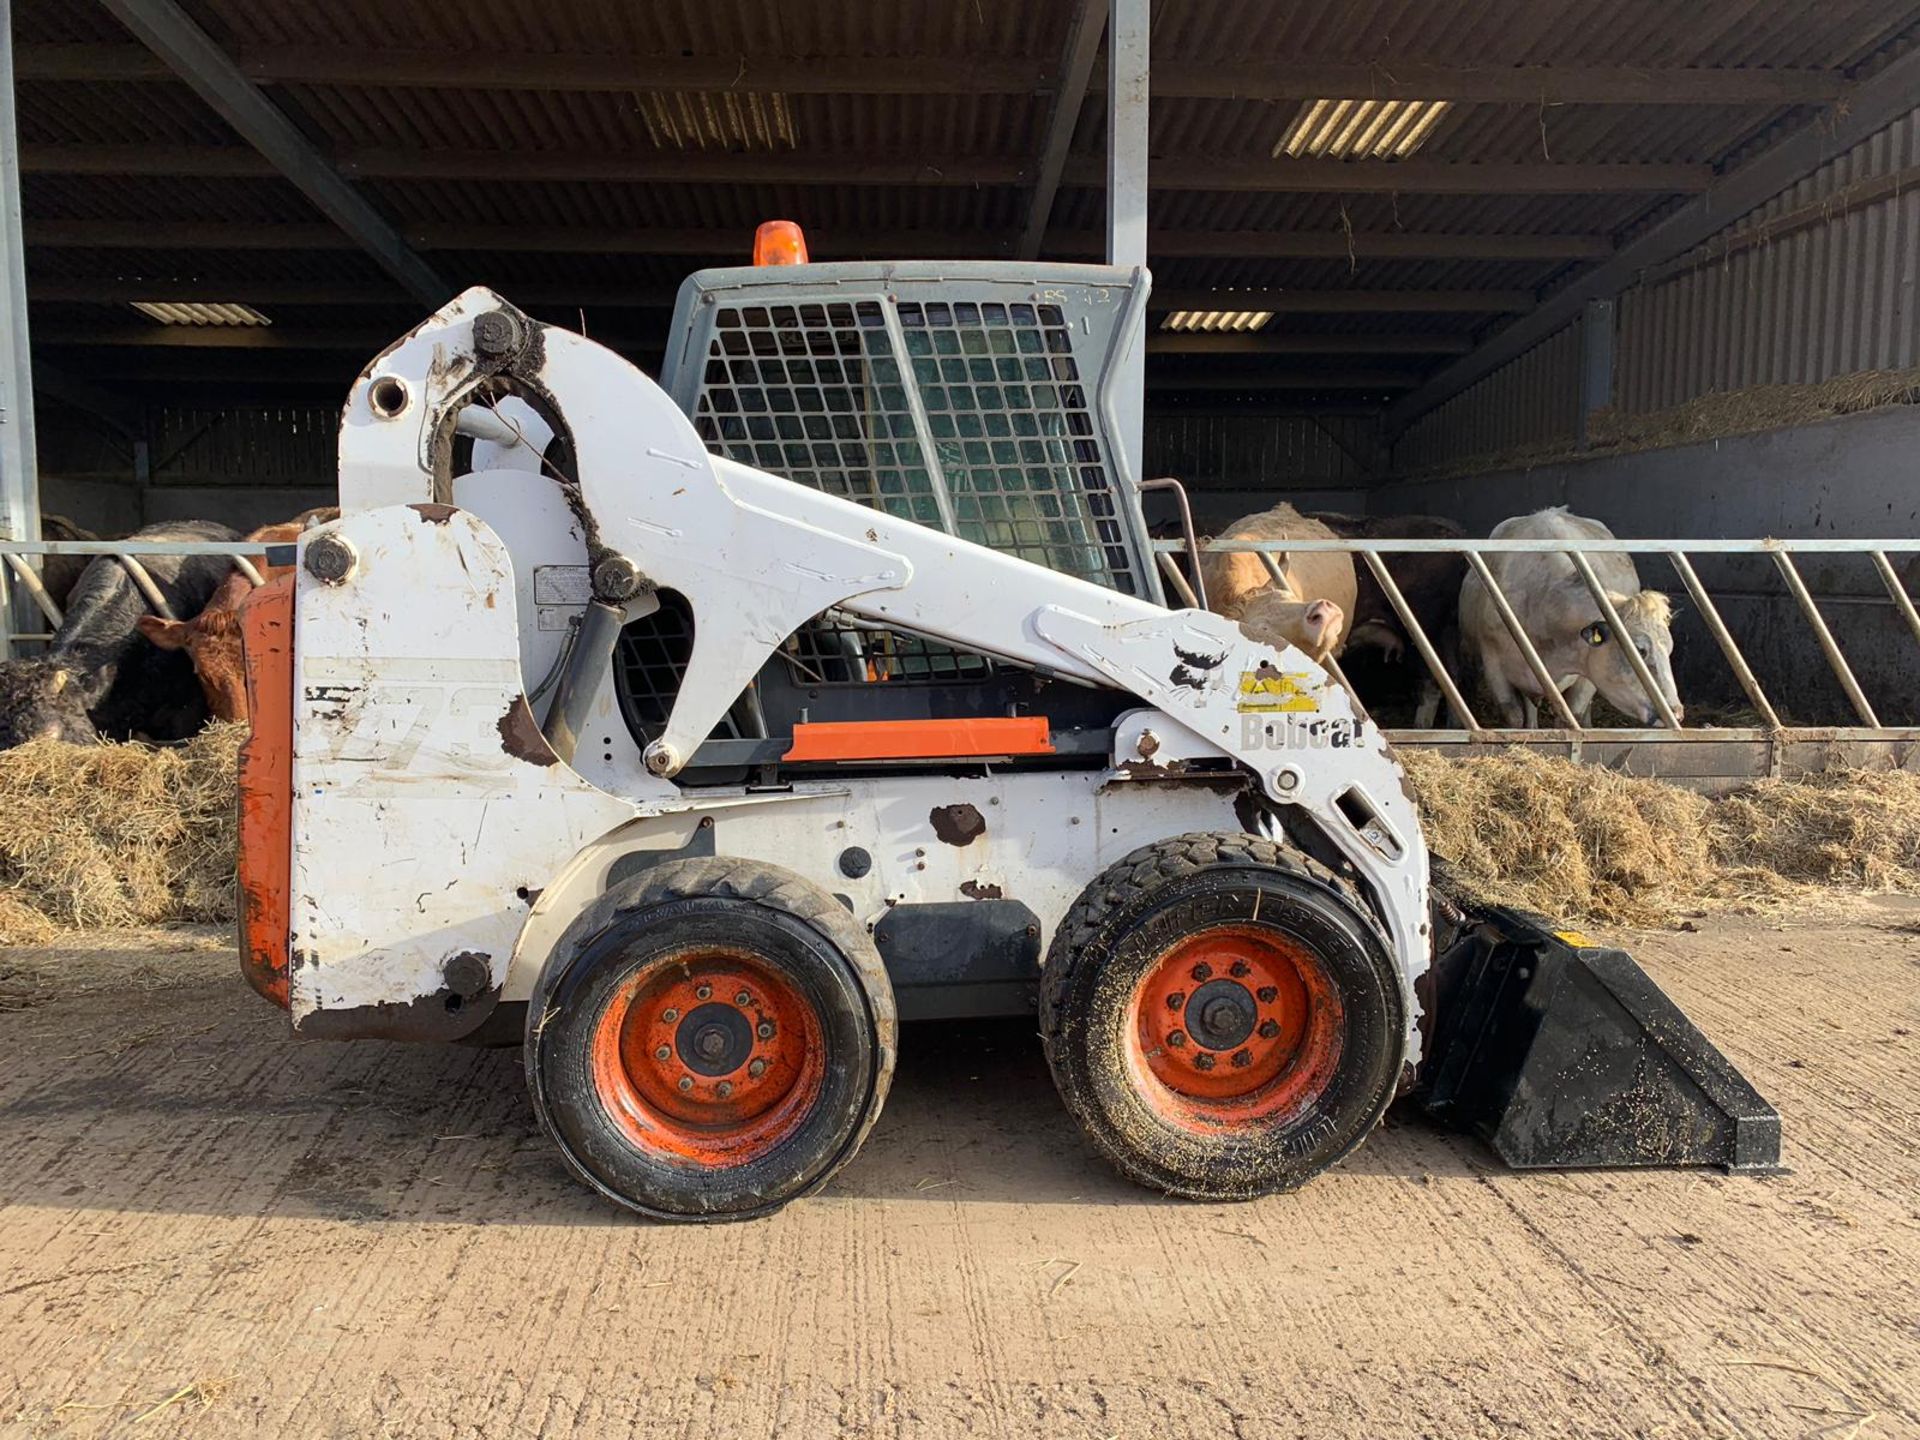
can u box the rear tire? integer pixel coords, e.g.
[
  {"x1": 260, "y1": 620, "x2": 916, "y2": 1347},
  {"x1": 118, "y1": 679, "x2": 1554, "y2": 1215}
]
[
  {"x1": 1041, "y1": 833, "x2": 1405, "y2": 1199},
  {"x1": 526, "y1": 857, "x2": 895, "y2": 1221}
]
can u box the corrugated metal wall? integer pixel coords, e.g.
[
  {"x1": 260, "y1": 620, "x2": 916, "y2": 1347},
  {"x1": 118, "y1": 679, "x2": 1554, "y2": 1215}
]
[
  {"x1": 148, "y1": 405, "x2": 338, "y2": 486},
  {"x1": 1617, "y1": 107, "x2": 1920, "y2": 411},
  {"x1": 1388, "y1": 101, "x2": 1920, "y2": 475},
  {"x1": 1143, "y1": 412, "x2": 1378, "y2": 528},
  {"x1": 1388, "y1": 321, "x2": 1583, "y2": 475},
  {"x1": 1146, "y1": 413, "x2": 1375, "y2": 491}
]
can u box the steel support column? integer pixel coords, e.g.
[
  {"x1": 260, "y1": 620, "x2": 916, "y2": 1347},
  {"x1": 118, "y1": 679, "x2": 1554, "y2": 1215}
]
[
  {"x1": 1106, "y1": 0, "x2": 1148, "y2": 488},
  {"x1": 0, "y1": 0, "x2": 37, "y2": 659}
]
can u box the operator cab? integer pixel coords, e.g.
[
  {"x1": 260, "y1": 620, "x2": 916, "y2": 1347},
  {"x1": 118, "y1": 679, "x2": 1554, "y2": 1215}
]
[{"x1": 614, "y1": 223, "x2": 1173, "y2": 785}]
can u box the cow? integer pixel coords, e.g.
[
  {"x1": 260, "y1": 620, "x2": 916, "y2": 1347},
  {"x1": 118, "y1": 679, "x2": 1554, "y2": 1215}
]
[
  {"x1": 0, "y1": 520, "x2": 242, "y2": 748},
  {"x1": 1311, "y1": 511, "x2": 1468, "y2": 727},
  {"x1": 38, "y1": 514, "x2": 101, "y2": 614},
  {"x1": 1459, "y1": 506, "x2": 1683, "y2": 728},
  {"x1": 135, "y1": 512, "x2": 337, "y2": 723},
  {"x1": 1200, "y1": 502, "x2": 1354, "y2": 663}
]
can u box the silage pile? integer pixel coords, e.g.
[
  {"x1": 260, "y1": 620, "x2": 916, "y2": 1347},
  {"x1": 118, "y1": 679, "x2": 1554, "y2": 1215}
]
[
  {"x1": 0, "y1": 725, "x2": 244, "y2": 944},
  {"x1": 1401, "y1": 747, "x2": 1920, "y2": 925}
]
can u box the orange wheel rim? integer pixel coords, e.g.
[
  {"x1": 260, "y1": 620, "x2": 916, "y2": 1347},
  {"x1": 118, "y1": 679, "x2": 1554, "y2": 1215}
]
[
  {"x1": 1126, "y1": 924, "x2": 1344, "y2": 1134},
  {"x1": 589, "y1": 948, "x2": 826, "y2": 1166}
]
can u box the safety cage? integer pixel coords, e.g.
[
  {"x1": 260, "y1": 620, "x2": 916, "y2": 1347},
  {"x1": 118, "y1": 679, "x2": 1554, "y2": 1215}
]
[{"x1": 610, "y1": 262, "x2": 1159, "y2": 765}]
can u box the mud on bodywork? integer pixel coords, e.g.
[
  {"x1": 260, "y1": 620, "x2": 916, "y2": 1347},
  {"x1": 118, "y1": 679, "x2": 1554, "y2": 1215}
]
[
  {"x1": 929, "y1": 803, "x2": 987, "y2": 846},
  {"x1": 497, "y1": 695, "x2": 559, "y2": 766}
]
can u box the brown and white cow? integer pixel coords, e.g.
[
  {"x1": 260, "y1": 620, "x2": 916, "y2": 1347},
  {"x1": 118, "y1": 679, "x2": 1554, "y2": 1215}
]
[
  {"x1": 1459, "y1": 506, "x2": 1683, "y2": 728},
  {"x1": 1199, "y1": 502, "x2": 1354, "y2": 663},
  {"x1": 134, "y1": 512, "x2": 337, "y2": 723}
]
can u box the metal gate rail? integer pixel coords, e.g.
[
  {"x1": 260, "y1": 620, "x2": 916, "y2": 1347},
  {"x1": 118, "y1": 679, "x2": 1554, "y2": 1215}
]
[
  {"x1": 9, "y1": 534, "x2": 1919, "y2": 784},
  {"x1": 1157, "y1": 535, "x2": 1920, "y2": 775},
  {"x1": 1, "y1": 538, "x2": 274, "y2": 656}
]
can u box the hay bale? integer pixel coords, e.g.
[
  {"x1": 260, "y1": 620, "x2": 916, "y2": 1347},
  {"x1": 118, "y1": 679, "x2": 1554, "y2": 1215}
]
[
  {"x1": 1710, "y1": 768, "x2": 1920, "y2": 890},
  {"x1": 0, "y1": 724, "x2": 243, "y2": 931},
  {"x1": 1403, "y1": 747, "x2": 1920, "y2": 925},
  {"x1": 1399, "y1": 748, "x2": 1716, "y2": 924},
  {"x1": 0, "y1": 889, "x2": 59, "y2": 946}
]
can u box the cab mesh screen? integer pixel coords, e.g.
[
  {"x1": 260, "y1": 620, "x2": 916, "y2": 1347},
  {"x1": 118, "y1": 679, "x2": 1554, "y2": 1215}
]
[{"x1": 689, "y1": 296, "x2": 1137, "y2": 595}]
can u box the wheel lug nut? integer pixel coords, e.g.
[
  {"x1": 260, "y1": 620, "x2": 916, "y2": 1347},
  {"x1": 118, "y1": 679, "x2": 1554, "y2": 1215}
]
[
  {"x1": 696, "y1": 984, "x2": 712, "y2": 1000},
  {"x1": 1165, "y1": 990, "x2": 1185, "y2": 1011},
  {"x1": 654, "y1": 1044, "x2": 671, "y2": 1060},
  {"x1": 1258, "y1": 1019, "x2": 1281, "y2": 1039},
  {"x1": 748, "y1": 1059, "x2": 767, "y2": 1078},
  {"x1": 757, "y1": 1022, "x2": 775, "y2": 1039},
  {"x1": 716, "y1": 1081, "x2": 733, "y2": 1099},
  {"x1": 1256, "y1": 986, "x2": 1278, "y2": 1003},
  {"x1": 735, "y1": 991, "x2": 752, "y2": 1007},
  {"x1": 1190, "y1": 962, "x2": 1213, "y2": 982},
  {"x1": 1231, "y1": 1048, "x2": 1252, "y2": 1068},
  {"x1": 662, "y1": 1007, "x2": 679, "y2": 1022},
  {"x1": 677, "y1": 1076, "x2": 694, "y2": 1092},
  {"x1": 1229, "y1": 960, "x2": 1251, "y2": 979},
  {"x1": 1167, "y1": 1030, "x2": 1186, "y2": 1048},
  {"x1": 1193, "y1": 1052, "x2": 1216, "y2": 1071}
]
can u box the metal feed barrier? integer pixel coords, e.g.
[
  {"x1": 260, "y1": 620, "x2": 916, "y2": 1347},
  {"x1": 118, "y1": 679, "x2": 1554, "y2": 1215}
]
[
  {"x1": 1158, "y1": 535, "x2": 1920, "y2": 788},
  {"x1": 0, "y1": 538, "x2": 274, "y2": 657},
  {"x1": 8, "y1": 532, "x2": 1919, "y2": 786}
]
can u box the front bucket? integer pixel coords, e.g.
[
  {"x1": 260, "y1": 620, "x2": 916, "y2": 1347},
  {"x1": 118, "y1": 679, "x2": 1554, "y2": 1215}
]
[{"x1": 1417, "y1": 900, "x2": 1781, "y2": 1173}]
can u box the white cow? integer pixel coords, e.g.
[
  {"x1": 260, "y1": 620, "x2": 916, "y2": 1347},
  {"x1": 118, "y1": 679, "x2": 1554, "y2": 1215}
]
[{"x1": 1459, "y1": 507, "x2": 1683, "y2": 728}]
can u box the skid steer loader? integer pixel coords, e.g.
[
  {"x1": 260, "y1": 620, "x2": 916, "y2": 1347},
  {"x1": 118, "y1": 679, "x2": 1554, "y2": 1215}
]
[{"x1": 235, "y1": 243, "x2": 1779, "y2": 1220}]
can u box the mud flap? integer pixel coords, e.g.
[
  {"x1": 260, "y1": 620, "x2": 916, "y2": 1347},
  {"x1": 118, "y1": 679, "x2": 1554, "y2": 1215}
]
[{"x1": 1417, "y1": 900, "x2": 1781, "y2": 1173}]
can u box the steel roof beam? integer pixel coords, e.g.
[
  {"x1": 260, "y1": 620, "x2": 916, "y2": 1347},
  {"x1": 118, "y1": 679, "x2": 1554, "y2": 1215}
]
[
  {"x1": 1149, "y1": 370, "x2": 1420, "y2": 391},
  {"x1": 1127, "y1": 62, "x2": 1847, "y2": 106},
  {"x1": 21, "y1": 144, "x2": 1702, "y2": 194},
  {"x1": 16, "y1": 45, "x2": 1846, "y2": 106},
  {"x1": 38, "y1": 323, "x2": 1475, "y2": 358},
  {"x1": 87, "y1": 0, "x2": 451, "y2": 308},
  {"x1": 1061, "y1": 156, "x2": 1711, "y2": 193},
  {"x1": 25, "y1": 219, "x2": 1609, "y2": 262},
  {"x1": 1385, "y1": 44, "x2": 1920, "y2": 433},
  {"x1": 1150, "y1": 288, "x2": 1532, "y2": 313},
  {"x1": 31, "y1": 279, "x2": 1532, "y2": 316},
  {"x1": 1147, "y1": 332, "x2": 1474, "y2": 356},
  {"x1": 1018, "y1": 0, "x2": 1107, "y2": 260}
]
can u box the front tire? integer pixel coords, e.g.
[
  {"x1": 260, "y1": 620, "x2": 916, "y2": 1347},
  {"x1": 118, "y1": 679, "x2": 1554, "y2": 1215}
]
[
  {"x1": 1041, "y1": 834, "x2": 1406, "y2": 1199},
  {"x1": 526, "y1": 857, "x2": 895, "y2": 1221}
]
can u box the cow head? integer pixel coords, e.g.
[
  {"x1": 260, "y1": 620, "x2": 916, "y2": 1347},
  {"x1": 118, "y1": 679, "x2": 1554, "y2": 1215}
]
[
  {"x1": 136, "y1": 607, "x2": 249, "y2": 723},
  {"x1": 1237, "y1": 591, "x2": 1347, "y2": 663},
  {"x1": 0, "y1": 658, "x2": 106, "y2": 748},
  {"x1": 1580, "y1": 590, "x2": 1683, "y2": 726}
]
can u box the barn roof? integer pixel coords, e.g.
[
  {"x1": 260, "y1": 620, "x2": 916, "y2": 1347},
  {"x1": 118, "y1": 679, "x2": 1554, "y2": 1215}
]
[{"x1": 15, "y1": 0, "x2": 1920, "y2": 422}]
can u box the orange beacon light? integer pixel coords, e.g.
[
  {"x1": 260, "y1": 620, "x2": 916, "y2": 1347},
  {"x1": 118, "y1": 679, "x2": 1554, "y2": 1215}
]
[{"x1": 752, "y1": 220, "x2": 810, "y2": 266}]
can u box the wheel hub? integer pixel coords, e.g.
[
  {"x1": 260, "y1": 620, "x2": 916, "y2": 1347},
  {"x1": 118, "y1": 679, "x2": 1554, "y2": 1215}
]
[
  {"x1": 677, "y1": 1002, "x2": 753, "y2": 1076},
  {"x1": 1187, "y1": 979, "x2": 1257, "y2": 1052},
  {"x1": 590, "y1": 949, "x2": 822, "y2": 1160},
  {"x1": 1131, "y1": 924, "x2": 1341, "y2": 1113}
]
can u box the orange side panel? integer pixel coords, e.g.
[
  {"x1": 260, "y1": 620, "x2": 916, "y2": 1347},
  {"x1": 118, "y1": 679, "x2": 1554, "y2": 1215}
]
[
  {"x1": 237, "y1": 577, "x2": 295, "y2": 1010},
  {"x1": 781, "y1": 716, "x2": 1054, "y2": 763}
]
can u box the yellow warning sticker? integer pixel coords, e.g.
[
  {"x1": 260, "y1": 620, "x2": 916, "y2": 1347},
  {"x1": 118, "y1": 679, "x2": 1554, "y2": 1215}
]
[
  {"x1": 1554, "y1": 929, "x2": 1597, "y2": 949},
  {"x1": 1236, "y1": 670, "x2": 1320, "y2": 713}
]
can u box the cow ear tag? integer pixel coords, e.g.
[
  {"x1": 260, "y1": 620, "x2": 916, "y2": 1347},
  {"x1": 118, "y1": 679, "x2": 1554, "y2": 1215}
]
[{"x1": 1581, "y1": 622, "x2": 1609, "y2": 647}]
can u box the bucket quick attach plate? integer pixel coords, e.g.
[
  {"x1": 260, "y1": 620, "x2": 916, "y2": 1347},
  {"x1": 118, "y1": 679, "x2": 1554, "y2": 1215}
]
[{"x1": 1418, "y1": 901, "x2": 1781, "y2": 1174}]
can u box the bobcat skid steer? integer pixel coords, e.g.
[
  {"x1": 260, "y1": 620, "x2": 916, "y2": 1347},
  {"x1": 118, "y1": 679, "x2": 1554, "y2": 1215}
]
[{"x1": 235, "y1": 250, "x2": 1779, "y2": 1221}]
